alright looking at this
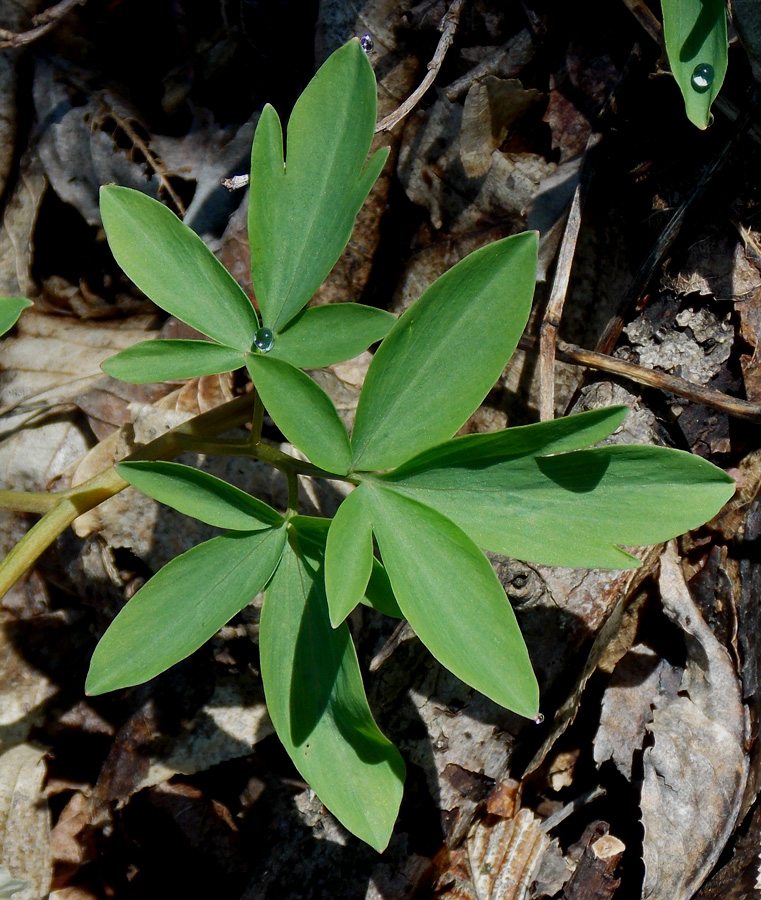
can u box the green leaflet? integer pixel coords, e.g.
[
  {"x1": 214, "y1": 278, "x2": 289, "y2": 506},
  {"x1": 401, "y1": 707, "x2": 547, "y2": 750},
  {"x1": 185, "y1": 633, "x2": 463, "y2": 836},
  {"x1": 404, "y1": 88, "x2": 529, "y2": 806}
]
[
  {"x1": 364, "y1": 484, "x2": 539, "y2": 719},
  {"x1": 102, "y1": 340, "x2": 244, "y2": 383},
  {"x1": 0, "y1": 297, "x2": 32, "y2": 336},
  {"x1": 246, "y1": 355, "x2": 352, "y2": 474},
  {"x1": 86, "y1": 525, "x2": 287, "y2": 694},
  {"x1": 662, "y1": 0, "x2": 727, "y2": 129},
  {"x1": 249, "y1": 40, "x2": 389, "y2": 332},
  {"x1": 100, "y1": 186, "x2": 259, "y2": 350},
  {"x1": 117, "y1": 461, "x2": 284, "y2": 530},
  {"x1": 283, "y1": 516, "x2": 402, "y2": 619},
  {"x1": 325, "y1": 486, "x2": 374, "y2": 626},
  {"x1": 269, "y1": 304, "x2": 396, "y2": 369},
  {"x1": 387, "y1": 407, "x2": 630, "y2": 477},
  {"x1": 378, "y1": 443, "x2": 736, "y2": 569},
  {"x1": 260, "y1": 517, "x2": 405, "y2": 851},
  {"x1": 351, "y1": 232, "x2": 538, "y2": 472}
]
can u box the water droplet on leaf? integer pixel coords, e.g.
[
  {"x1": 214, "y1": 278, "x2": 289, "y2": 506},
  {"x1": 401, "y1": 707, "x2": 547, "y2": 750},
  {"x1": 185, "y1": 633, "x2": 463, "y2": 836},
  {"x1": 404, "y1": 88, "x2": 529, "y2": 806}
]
[
  {"x1": 534, "y1": 713, "x2": 544, "y2": 725},
  {"x1": 691, "y1": 63, "x2": 714, "y2": 93},
  {"x1": 252, "y1": 327, "x2": 274, "y2": 352},
  {"x1": 360, "y1": 33, "x2": 373, "y2": 53}
]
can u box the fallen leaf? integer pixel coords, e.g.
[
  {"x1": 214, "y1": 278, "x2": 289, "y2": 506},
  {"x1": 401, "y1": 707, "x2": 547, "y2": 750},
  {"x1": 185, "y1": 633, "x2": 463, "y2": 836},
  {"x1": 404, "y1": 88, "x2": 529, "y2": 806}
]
[{"x1": 640, "y1": 543, "x2": 748, "y2": 900}]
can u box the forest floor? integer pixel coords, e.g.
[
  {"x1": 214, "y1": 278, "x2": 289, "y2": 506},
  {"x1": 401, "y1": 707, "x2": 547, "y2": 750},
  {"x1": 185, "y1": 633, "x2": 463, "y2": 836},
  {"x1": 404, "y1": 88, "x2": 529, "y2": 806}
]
[{"x1": 1, "y1": 1, "x2": 761, "y2": 898}]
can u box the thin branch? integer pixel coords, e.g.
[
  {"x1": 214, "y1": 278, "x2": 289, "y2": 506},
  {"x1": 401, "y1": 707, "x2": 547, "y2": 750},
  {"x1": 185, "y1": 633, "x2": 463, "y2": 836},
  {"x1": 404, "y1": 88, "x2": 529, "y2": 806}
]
[
  {"x1": 375, "y1": 0, "x2": 466, "y2": 134},
  {"x1": 520, "y1": 333, "x2": 761, "y2": 423},
  {"x1": 538, "y1": 135, "x2": 600, "y2": 421},
  {"x1": 0, "y1": 0, "x2": 87, "y2": 49}
]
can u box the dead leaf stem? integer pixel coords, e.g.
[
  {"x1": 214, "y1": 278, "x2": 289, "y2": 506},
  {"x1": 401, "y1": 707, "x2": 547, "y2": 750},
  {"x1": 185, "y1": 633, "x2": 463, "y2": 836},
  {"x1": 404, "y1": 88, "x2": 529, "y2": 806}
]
[
  {"x1": 0, "y1": 0, "x2": 87, "y2": 49},
  {"x1": 375, "y1": 0, "x2": 465, "y2": 134}
]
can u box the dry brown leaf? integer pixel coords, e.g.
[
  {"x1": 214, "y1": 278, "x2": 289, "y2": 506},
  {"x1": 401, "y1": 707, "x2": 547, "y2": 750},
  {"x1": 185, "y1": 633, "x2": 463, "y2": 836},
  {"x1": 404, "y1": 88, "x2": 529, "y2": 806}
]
[
  {"x1": 593, "y1": 644, "x2": 681, "y2": 780},
  {"x1": 0, "y1": 147, "x2": 46, "y2": 298},
  {"x1": 0, "y1": 743, "x2": 51, "y2": 900},
  {"x1": 640, "y1": 542, "x2": 748, "y2": 900},
  {"x1": 0, "y1": 621, "x2": 58, "y2": 752}
]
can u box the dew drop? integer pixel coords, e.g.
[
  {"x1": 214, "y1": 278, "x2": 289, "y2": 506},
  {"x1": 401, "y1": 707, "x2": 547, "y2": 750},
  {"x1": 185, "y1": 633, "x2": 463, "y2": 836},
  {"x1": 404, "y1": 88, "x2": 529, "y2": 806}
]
[
  {"x1": 533, "y1": 713, "x2": 545, "y2": 725},
  {"x1": 252, "y1": 327, "x2": 274, "y2": 353},
  {"x1": 360, "y1": 33, "x2": 374, "y2": 53},
  {"x1": 690, "y1": 63, "x2": 714, "y2": 94}
]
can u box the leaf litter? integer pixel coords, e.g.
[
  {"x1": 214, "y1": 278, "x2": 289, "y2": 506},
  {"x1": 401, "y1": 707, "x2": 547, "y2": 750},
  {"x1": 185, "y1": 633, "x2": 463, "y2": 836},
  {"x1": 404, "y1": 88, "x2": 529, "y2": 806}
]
[{"x1": 0, "y1": 0, "x2": 760, "y2": 897}]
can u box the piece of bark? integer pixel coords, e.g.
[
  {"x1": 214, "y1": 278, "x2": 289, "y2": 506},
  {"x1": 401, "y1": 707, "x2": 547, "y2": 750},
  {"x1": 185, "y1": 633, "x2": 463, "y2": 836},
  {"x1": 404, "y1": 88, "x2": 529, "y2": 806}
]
[{"x1": 560, "y1": 822, "x2": 624, "y2": 900}]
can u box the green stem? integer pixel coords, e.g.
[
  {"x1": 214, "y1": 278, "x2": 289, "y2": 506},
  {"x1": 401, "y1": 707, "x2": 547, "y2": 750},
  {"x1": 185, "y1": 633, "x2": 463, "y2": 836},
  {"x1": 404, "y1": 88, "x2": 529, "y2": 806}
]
[{"x1": 0, "y1": 389, "x2": 357, "y2": 601}]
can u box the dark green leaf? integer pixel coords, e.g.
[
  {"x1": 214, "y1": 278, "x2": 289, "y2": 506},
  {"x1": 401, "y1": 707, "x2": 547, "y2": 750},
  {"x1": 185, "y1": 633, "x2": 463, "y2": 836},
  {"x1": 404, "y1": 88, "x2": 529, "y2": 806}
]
[
  {"x1": 325, "y1": 487, "x2": 374, "y2": 626},
  {"x1": 246, "y1": 355, "x2": 352, "y2": 474},
  {"x1": 351, "y1": 232, "x2": 538, "y2": 472},
  {"x1": 379, "y1": 444, "x2": 735, "y2": 568},
  {"x1": 269, "y1": 304, "x2": 396, "y2": 369},
  {"x1": 364, "y1": 484, "x2": 539, "y2": 718},
  {"x1": 0, "y1": 297, "x2": 32, "y2": 336},
  {"x1": 662, "y1": 0, "x2": 727, "y2": 129},
  {"x1": 362, "y1": 558, "x2": 403, "y2": 619},
  {"x1": 248, "y1": 40, "x2": 389, "y2": 331},
  {"x1": 117, "y1": 461, "x2": 284, "y2": 530},
  {"x1": 100, "y1": 186, "x2": 259, "y2": 350},
  {"x1": 102, "y1": 340, "x2": 244, "y2": 383},
  {"x1": 260, "y1": 518, "x2": 405, "y2": 850},
  {"x1": 86, "y1": 526, "x2": 287, "y2": 693}
]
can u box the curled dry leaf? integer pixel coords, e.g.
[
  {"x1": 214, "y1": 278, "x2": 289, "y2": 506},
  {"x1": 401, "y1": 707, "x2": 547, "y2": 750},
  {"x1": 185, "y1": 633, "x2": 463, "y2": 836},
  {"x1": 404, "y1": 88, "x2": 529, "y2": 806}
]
[{"x1": 641, "y1": 542, "x2": 748, "y2": 900}]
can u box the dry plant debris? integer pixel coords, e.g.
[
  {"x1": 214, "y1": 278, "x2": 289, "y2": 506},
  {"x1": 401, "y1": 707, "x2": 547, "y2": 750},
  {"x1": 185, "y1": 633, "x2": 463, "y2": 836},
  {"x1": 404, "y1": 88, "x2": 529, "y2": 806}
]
[{"x1": 2, "y1": 0, "x2": 761, "y2": 897}]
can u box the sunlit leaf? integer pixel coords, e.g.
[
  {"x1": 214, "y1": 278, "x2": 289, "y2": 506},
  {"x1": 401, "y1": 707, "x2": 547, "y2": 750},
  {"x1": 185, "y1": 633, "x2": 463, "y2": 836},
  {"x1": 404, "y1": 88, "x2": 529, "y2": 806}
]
[
  {"x1": 100, "y1": 186, "x2": 259, "y2": 350},
  {"x1": 387, "y1": 406, "x2": 630, "y2": 477},
  {"x1": 662, "y1": 0, "x2": 727, "y2": 129},
  {"x1": 0, "y1": 297, "x2": 32, "y2": 336},
  {"x1": 351, "y1": 232, "x2": 538, "y2": 472},
  {"x1": 102, "y1": 339, "x2": 244, "y2": 383},
  {"x1": 364, "y1": 484, "x2": 539, "y2": 718},
  {"x1": 246, "y1": 355, "x2": 351, "y2": 474},
  {"x1": 269, "y1": 304, "x2": 395, "y2": 369},
  {"x1": 86, "y1": 525, "x2": 287, "y2": 693},
  {"x1": 325, "y1": 486, "x2": 374, "y2": 626},
  {"x1": 260, "y1": 517, "x2": 404, "y2": 850},
  {"x1": 117, "y1": 461, "x2": 284, "y2": 530},
  {"x1": 248, "y1": 40, "x2": 388, "y2": 331},
  {"x1": 378, "y1": 443, "x2": 735, "y2": 568}
]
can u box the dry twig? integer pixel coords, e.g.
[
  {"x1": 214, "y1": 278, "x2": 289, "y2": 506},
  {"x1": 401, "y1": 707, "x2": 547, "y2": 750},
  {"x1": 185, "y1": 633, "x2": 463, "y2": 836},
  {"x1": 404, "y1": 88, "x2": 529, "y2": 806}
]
[
  {"x1": 538, "y1": 136, "x2": 600, "y2": 422},
  {"x1": 375, "y1": 0, "x2": 465, "y2": 134},
  {"x1": 0, "y1": 0, "x2": 87, "y2": 49},
  {"x1": 520, "y1": 333, "x2": 761, "y2": 423}
]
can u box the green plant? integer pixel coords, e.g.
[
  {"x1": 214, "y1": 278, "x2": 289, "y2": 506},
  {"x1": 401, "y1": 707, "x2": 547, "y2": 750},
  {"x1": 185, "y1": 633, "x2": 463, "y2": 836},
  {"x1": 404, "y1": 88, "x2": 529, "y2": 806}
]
[
  {"x1": 0, "y1": 39, "x2": 735, "y2": 851},
  {"x1": 661, "y1": 0, "x2": 728, "y2": 129}
]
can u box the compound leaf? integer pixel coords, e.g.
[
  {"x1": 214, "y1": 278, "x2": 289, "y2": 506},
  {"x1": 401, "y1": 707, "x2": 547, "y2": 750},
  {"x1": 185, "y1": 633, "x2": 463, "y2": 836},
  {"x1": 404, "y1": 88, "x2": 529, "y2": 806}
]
[
  {"x1": 101, "y1": 186, "x2": 259, "y2": 350},
  {"x1": 662, "y1": 0, "x2": 727, "y2": 129},
  {"x1": 325, "y1": 486, "x2": 374, "y2": 626},
  {"x1": 260, "y1": 518, "x2": 404, "y2": 851},
  {"x1": 86, "y1": 525, "x2": 287, "y2": 694},
  {"x1": 351, "y1": 232, "x2": 538, "y2": 472},
  {"x1": 380, "y1": 444, "x2": 735, "y2": 569},
  {"x1": 365, "y1": 485, "x2": 539, "y2": 718},
  {"x1": 102, "y1": 339, "x2": 244, "y2": 383},
  {"x1": 117, "y1": 461, "x2": 284, "y2": 530},
  {"x1": 0, "y1": 297, "x2": 32, "y2": 336},
  {"x1": 249, "y1": 40, "x2": 388, "y2": 332},
  {"x1": 246, "y1": 355, "x2": 351, "y2": 474},
  {"x1": 269, "y1": 304, "x2": 395, "y2": 369}
]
